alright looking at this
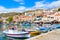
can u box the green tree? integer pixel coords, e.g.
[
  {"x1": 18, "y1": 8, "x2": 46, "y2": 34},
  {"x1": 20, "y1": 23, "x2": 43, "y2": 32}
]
[
  {"x1": 6, "y1": 16, "x2": 13, "y2": 23},
  {"x1": 58, "y1": 8, "x2": 60, "y2": 11}
]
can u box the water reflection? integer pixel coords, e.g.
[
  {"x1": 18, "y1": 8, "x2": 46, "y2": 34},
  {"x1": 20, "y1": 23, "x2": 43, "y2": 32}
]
[{"x1": 0, "y1": 37, "x2": 25, "y2": 40}]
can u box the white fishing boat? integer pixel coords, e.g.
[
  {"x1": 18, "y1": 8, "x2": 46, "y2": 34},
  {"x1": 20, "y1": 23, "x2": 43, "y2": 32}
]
[{"x1": 3, "y1": 30, "x2": 30, "y2": 38}]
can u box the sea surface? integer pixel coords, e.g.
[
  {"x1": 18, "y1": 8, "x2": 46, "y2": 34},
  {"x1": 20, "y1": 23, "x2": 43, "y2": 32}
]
[{"x1": 0, "y1": 23, "x2": 60, "y2": 40}]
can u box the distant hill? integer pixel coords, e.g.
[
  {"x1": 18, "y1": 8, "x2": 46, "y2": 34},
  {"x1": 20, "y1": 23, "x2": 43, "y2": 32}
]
[{"x1": 0, "y1": 12, "x2": 21, "y2": 17}]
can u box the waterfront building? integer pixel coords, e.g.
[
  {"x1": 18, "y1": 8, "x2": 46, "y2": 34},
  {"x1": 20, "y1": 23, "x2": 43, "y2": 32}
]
[
  {"x1": 21, "y1": 16, "x2": 35, "y2": 21},
  {"x1": 2, "y1": 17, "x2": 7, "y2": 23},
  {"x1": 42, "y1": 14, "x2": 47, "y2": 22},
  {"x1": 55, "y1": 12, "x2": 60, "y2": 22},
  {"x1": 8, "y1": 8, "x2": 60, "y2": 23},
  {"x1": 25, "y1": 10, "x2": 35, "y2": 16},
  {"x1": 47, "y1": 14, "x2": 55, "y2": 22}
]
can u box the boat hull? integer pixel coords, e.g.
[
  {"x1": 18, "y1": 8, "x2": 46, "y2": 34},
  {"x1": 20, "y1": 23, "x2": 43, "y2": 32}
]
[
  {"x1": 3, "y1": 30, "x2": 30, "y2": 38},
  {"x1": 4, "y1": 34, "x2": 30, "y2": 38}
]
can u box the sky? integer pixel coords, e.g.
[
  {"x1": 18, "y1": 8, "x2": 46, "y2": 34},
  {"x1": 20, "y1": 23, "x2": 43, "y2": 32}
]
[{"x1": 0, "y1": 0, "x2": 60, "y2": 13}]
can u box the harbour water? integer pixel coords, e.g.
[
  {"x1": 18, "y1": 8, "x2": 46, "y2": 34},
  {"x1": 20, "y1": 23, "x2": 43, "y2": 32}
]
[{"x1": 0, "y1": 23, "x2": 60, "y2": 40}]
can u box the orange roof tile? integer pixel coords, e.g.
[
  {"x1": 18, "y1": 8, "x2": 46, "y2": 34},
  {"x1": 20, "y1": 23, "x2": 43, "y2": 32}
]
[
  {"x1": 22, "y1": 16, "x2": 27, "y2": 18},
  {"x1": 55, "y1": 14, "x2": 60, "y2": 16},
  {"x1": 48, "y1": 12, "x2": 55, "y2": 15},
  {"x1": 22, "y1": 16, "x2": 34, "y2": 18}
]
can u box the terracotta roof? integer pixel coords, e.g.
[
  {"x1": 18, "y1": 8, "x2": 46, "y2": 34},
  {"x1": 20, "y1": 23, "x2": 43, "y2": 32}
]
[
  {"x1": 22, "y1": 16, "x2": 34, "y2": 18},
  {"x1": 55, "y1": 14, "x2": 60, "y2": 16}
]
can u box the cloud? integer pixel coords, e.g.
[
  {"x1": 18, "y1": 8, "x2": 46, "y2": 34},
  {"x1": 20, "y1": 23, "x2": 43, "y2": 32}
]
[
  {"x1": 0, "y1": 0, "x2": 60, "y2": 13},
  {"x1": 0, "y1": 6, "x2": 25, "y2": 13},
  {"x1": 25, "y1": 1, "x2": 47, "y2": 11},
  {"x1": 48, "y1": 1, "x2": 60, "y2": 8},
  {"x1": 8, "y1": 6, "x2": 25, "y2": 12},
  {"x1": 0, "y1": 6, "x2": 7, "y2": 13},
  {"x1": 26, "y1": 0, "x2": 60, "y2": 10},
  {"x1": 13, "y1": 0, "x2": 24, "y2": 4},
  {"x1": 32, "y1": 0, "x2": 60, "y2": 9},
  {"x1": 34, "y1": 2, "x2": 48, "y2": 9}
]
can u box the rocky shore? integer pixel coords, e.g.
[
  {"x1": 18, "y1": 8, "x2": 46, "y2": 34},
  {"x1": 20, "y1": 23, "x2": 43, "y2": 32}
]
[{"x1": 26, "y1": 29, "x2": 60, "y2": 40}]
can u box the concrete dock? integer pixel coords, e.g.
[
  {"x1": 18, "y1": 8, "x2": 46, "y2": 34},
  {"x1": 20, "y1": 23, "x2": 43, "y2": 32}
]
[{"x1": 26, "y1": 29, "x2": 60, "y2": 40}]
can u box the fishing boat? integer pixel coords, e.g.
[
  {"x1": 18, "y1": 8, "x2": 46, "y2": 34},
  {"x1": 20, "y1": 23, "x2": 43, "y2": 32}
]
[
  {"x1": 3, "y1": 26, "x2": 30, "y2": 38},
  {"x1": 3, "y1": 30, "x2": 30, "y2": 38},
  {"x1": 36, "y1": 27, "x2": 48, "y2": 33},
  {"x1": 30, "y1": 31, "x2": 41, "y2": 37}
]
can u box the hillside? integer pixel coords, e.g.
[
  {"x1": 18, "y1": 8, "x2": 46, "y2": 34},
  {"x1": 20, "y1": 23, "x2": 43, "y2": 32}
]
[{"x1": 0, "y1": 12, "x2": 21, "y2": 17}]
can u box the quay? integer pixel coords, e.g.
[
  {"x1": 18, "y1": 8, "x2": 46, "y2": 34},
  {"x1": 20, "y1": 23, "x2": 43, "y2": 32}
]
[{"x1": 26, "y1": 29, "x2": 60, "y2": 40}]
